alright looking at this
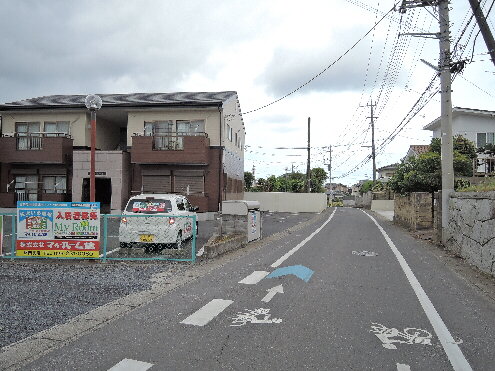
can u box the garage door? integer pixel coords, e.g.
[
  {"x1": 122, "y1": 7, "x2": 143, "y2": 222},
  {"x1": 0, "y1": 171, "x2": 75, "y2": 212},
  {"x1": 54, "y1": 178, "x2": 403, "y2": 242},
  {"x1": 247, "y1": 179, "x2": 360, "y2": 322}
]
[{"x1": 142, "y1": 175, "x2": 172, "y2": 193}]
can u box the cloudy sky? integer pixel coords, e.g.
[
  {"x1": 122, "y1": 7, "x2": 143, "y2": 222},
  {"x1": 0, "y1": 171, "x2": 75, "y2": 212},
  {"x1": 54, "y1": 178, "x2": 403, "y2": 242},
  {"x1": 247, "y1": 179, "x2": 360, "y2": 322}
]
[{"x1": 1, "y1": 1, "x2": 494, "y2": 186}]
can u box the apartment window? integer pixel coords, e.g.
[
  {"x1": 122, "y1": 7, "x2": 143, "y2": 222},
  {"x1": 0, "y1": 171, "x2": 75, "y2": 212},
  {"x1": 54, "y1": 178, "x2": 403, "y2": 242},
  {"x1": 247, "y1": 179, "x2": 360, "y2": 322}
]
[
  {"x1": 15, "y1": 175, "x2": 38, "y2": 201},
  {"x1": 16, "y1": 122, "x2": 41, "y2": 150},
  {"x1": 43, "y1": 176, "x2": 67, "y2": 194},
  {"x1": 44, "y1": 121, "x2": 70, "y2": 137},
  {"x1": 144, "y1": 121, "x2": 175, "y2": 150},
  {"x1": 176, "y1": 120, "x2": 205, "y2": 136},
  {"x1": 226, "y1": 124, "x2": 233, "y2": 141},
  {"x1": 477, "y1": 132, "x2": 495, "y2": 148}
]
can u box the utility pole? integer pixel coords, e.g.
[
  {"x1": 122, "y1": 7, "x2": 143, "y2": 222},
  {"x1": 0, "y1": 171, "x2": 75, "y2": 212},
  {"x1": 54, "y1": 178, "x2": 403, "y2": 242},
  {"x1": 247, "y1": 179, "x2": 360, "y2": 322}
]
[
  {"x1": 306, "y1": 117, "x2": 311, "y2": 193},
  {"x1": 328, "y1": 145, "x2": 333, "y2": 200},
  {"x1": 361, "y1": 100, "x2": 377, "y2": 181},
  {"x1": 468, "y1": 0, "x2": 495, "y2": 68},
  {"x1": 399, "y1": 1, "x2": 454, "y2": 245}
]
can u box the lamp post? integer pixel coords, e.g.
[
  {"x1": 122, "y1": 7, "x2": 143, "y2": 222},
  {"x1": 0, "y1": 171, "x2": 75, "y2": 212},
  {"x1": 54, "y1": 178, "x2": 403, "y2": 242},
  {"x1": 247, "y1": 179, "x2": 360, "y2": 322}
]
[{"x1": 84, "y1": 94, "x2": 102, "y2": 202}]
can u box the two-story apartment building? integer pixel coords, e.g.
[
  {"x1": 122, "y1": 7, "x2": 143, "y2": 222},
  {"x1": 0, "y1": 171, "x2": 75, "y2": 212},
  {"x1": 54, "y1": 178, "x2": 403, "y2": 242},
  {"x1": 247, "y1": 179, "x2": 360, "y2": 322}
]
[
  {"x1": 423, "y1": 107, "x2": 495, "y2": 175},
  {"x1": 0, "y1": 91, "x2": 245, "y2": 212}
]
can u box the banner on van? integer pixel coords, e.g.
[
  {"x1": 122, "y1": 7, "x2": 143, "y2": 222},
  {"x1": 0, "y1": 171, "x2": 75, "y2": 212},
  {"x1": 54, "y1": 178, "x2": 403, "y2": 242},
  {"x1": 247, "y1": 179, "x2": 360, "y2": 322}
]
[{"x1": 16, "y1": 201, "x2": 100, "y2": 258}]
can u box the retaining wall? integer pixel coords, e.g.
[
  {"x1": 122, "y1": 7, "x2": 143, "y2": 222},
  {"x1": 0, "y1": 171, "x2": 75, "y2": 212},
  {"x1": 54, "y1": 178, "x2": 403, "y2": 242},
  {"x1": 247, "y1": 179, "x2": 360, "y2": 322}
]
[
  {"x1": 394, "y1": 193, "x2": 433, "y2": 230},
  {"x1": 445, "y1": 192, "x2": 495, "y2": 276}
]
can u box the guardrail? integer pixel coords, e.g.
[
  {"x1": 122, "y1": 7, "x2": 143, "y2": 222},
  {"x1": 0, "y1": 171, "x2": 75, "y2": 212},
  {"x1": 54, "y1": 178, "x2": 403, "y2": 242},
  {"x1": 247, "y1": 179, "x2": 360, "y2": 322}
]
[{"x1": 0, "y1": 213, "x2": 197, "y2": 262}]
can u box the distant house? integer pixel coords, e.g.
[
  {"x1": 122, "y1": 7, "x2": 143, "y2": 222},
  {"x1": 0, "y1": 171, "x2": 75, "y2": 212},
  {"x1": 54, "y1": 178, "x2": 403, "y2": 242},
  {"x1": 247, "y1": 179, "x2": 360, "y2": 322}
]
[
  {"x1": 404, "y1": 145, "x2": 430, "y2": 160},
  {"x1": 377, "y1": 163, "x2": 399, "y2": 180},
  {"x1": 424, "y1": 107, "x2": 495, "y2": 175},
  {"x1": 0, "y1": 91, "x2": 245, "y2": 212}
]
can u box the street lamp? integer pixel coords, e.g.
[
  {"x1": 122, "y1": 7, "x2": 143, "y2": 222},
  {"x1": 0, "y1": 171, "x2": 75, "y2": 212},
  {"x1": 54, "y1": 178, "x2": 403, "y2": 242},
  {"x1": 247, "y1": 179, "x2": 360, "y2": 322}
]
[{"x1": 84, "y1": 94, "x2": 102, "y2": 202}]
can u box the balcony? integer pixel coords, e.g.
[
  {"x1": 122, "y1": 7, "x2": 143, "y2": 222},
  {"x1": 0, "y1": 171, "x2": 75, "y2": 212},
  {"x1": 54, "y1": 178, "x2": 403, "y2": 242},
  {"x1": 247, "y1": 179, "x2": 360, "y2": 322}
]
[
  {"x1": 0, "y1": 133, "x2": 73, "y2": 164},
  {"x1": 131, "y1": 133, "x2": 210, "y2": 165}
]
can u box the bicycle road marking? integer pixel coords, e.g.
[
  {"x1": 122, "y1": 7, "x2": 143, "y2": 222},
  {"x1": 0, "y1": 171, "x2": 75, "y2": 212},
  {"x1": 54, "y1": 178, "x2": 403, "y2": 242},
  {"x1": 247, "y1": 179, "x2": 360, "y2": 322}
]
[{"x1": 364, "y1": 211, "x2": 472, "y2": 371}]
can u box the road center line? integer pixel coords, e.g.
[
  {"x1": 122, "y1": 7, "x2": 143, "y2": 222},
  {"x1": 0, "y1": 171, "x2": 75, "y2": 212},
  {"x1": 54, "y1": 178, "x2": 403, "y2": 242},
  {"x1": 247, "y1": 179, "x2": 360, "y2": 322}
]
[
  {"x1": 271, "y1": 209, "x2": 337, "y2": 268},
  {"x1": 181, "y1": 299, "x2": 233, "y2": 326},
  {"x1": 396, "y1": 364, "x2": 411, "y2": 371},
  {"x1": 239, "y1": 271, "x2": 269, "y2": 284},
  {"x1": 108, "y1": 358, "x2": 153, "y2": 371},
  {"x1": 365, "y1": 211, "x2": 472, "y2": 371}
]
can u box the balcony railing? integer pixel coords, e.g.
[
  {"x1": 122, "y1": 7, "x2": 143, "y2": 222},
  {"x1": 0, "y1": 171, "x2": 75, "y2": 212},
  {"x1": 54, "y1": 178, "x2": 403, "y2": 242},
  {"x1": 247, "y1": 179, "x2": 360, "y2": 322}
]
[
  {"x1": 13, "y1": 132, "x2": 71, "y2": 150},
  {"x1": 133, "y1": 132, "x2": 208, "y2": 151}
]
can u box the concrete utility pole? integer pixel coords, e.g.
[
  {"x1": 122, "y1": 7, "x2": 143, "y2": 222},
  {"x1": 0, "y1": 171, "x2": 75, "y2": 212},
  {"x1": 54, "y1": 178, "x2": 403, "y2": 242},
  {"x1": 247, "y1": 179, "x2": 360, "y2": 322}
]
[
  {"x1": 399, "y1": 0, "x2": 454, "y2": 245},
  {"x1": 439, "y1": 0, "x2": 454, "y2": 244},
  {"x1": 468, "y1": 0, "x2": 495, "y2": 68},
  {"x1": 328, "y1": 145, "x2": 332, "y2": 200},
  {"x1": 306, "y1": 117, "x2": 311, "y2": 193},
  {"x1": 361, "y1": 100, "x2": 377, "y2": 182},
  {"x1": 368, "y1": 100, "x2": 377, "y2": 182}
]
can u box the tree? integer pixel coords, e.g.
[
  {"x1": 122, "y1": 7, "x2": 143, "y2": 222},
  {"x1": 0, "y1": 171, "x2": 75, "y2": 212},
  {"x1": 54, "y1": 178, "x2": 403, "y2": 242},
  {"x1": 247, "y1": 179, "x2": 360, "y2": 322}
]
[
  {"x1": 310, "y1": 167, "x2": 327, "y2": 193},
  {"x1": 359, "y1": 180, "x2": 374, "y2": 194},
  {"x1": 244, "y1": 171, "x2": 255, "y2": 191}
]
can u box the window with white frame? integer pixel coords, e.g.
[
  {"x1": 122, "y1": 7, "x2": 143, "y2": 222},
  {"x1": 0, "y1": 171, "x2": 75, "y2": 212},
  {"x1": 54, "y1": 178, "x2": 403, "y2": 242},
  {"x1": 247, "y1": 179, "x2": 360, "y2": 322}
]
[
  {"x1": 44, "y1": 121, "x2": 70, "y2": 137},
  {"x1": 226, "y1": 124, "x2": 232, "y2": 141},
  {"x1": 144, "y1": 121, "x2": 174, "y2": 149},
  {"x1": 477, "y1": 132, "x2": 495, "y2": 148},
  {"x1": 15, "y1": 175, "x2": 38, "y2": 201},
  {"x1": 16, "y1": 122, "x2": 41, "y2": 150},
  {"x1": 176, "y1": 120, "x2": 205, "y2": 135},
  {"x1": 43, "y1": 175, "x2": 67, "y2": 194}
]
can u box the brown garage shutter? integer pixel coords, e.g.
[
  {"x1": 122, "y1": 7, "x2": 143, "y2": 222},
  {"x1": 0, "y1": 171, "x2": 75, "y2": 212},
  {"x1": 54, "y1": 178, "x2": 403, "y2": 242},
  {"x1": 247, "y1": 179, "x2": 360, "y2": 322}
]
[
  {"x1": 174, "y1": 175, "x2": 204, "y2": 195},
  {"x1": 142, "y1": 175, "x2": 172, "y2": 193}
]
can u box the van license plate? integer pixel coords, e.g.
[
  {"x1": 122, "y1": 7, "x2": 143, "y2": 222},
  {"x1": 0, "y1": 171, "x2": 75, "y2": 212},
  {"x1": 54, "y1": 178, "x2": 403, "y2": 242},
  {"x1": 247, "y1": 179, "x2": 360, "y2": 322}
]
[{"x1": 140, "y1": 234, "x2": 154, "y2": 242}]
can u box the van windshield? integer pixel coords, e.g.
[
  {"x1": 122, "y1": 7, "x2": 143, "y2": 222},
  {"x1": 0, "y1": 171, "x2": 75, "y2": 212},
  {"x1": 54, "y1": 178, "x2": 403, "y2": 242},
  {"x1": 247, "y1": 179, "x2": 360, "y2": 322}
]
[{"x1": 126, "y1": 199, "x2": 173, "y2": 214}]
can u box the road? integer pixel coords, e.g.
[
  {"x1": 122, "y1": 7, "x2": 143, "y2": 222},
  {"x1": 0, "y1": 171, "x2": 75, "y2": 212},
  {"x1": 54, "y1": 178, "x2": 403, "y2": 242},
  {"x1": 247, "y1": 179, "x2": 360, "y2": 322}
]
[{"x1": 11, "y1": 207, "x2": 495, "y2": 370}]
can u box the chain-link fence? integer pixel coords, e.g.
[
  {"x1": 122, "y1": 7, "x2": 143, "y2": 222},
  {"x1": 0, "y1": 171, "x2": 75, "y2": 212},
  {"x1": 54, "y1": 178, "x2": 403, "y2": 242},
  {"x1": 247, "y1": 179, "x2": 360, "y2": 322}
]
[{"x1": 0, "y1": 213, "x2": 197, "y2": 262}]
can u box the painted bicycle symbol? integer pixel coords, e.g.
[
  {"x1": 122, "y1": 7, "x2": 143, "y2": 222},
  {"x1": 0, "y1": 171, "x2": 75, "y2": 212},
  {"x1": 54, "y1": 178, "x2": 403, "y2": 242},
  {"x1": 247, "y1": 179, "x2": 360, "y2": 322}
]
[
  {"x1": 370, "y1": 322, "x2": 432, "y2": 349},
  {"x1": 231, "y1": 308, "x2": 282, "y2": 327}
]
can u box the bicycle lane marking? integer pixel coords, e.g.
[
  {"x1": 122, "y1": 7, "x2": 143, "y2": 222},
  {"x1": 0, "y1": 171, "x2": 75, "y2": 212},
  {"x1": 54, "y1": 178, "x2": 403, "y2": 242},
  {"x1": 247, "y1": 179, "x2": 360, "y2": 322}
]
[
  {"x1": 270, "y1": 208, "x2": 337, "y2": 268},
  {"x1": 364, "y1": 210, "x2": 472, "y2": 371}
]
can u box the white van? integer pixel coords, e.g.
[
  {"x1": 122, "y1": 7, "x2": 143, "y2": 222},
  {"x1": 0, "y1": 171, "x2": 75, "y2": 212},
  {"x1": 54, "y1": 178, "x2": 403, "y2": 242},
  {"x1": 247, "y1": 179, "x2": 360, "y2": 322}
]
[{"x1": 118, "y1": 194, "x2": 198, "y2": 253}]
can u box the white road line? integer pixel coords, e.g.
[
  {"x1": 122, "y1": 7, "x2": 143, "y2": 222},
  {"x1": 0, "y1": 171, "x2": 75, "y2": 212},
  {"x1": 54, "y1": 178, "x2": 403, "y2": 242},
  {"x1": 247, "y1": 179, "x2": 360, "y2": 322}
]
[
  {"x1": 108, "y1": 358, "x2": 153, "y2": 371},
  {"x1": 181, "y1": 299, "x2": 234, "y2": 326},
  {"x1": 396, "y1": 364, "x2": 411, "y2": 371},
  {"x1": 238, "y1": 271, "x2": 269, "y2": 284},
  {"x1": 365, "y1": 211, "x2": 472, "y2": 371},
  {"x1": 271, "y1": 208, "x2": 337, "y2": 268}
]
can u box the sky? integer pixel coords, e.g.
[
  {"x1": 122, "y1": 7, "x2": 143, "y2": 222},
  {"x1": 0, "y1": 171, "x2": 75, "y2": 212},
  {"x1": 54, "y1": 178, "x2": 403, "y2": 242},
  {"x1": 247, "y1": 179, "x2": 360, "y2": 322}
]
[{"x1": 1, "y1": 0, "x2": 494, "y2": 186}]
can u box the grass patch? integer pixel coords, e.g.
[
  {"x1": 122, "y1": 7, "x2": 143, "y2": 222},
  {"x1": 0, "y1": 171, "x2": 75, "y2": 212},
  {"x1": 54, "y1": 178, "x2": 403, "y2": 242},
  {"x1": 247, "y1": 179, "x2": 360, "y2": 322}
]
[{"x1": 457, "y1": 179, "x2": 495, "y2": 192}]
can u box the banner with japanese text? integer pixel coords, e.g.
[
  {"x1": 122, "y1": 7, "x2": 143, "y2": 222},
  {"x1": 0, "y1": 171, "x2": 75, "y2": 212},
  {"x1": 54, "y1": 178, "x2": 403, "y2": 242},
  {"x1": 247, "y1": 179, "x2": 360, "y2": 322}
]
[{"x1": 16, "y1": 201, "x2": 100, "y2": 258}]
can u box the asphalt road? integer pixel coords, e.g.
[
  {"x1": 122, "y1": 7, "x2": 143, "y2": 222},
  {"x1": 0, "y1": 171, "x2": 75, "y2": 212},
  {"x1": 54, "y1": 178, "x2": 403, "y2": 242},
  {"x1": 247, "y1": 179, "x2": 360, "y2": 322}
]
[{"x1": 5, "y1": 208, "x2": 495, "y2": 370}]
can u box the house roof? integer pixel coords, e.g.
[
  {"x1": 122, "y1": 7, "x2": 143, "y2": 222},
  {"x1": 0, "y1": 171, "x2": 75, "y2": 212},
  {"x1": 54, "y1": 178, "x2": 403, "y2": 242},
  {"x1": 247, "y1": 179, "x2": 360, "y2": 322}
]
[
  {"x1": 0, "y1": 91, "x2": 238, "y2": 111},
  {"x1": 408, "y1": 144, "x2": 430, "y2": 156},
  {"x1": 377, "y1": 163, "x2": 399, "y2": 172},
  {"x1": 423, "y1": 106, "x2": 495, "y2": 131}
]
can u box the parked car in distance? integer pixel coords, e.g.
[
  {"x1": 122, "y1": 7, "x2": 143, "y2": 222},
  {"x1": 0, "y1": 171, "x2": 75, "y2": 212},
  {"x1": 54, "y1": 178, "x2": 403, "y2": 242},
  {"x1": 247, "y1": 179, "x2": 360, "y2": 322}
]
[{"x1": 119, "y1": 193, "x2": 198, "y2": 253}]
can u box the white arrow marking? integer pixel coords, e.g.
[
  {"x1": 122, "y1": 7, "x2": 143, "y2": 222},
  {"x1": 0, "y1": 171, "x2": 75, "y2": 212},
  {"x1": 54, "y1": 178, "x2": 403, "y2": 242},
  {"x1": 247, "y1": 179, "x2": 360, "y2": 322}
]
[
  {"x1": 261, "y1": 284, "x2": 284, "y2": 303},
  {"x1": 108, "y1": 358, "x2": 153, "y2": 371},
  {"x1": 396, "y1": 363, "x2": 411, "y2": 371}
]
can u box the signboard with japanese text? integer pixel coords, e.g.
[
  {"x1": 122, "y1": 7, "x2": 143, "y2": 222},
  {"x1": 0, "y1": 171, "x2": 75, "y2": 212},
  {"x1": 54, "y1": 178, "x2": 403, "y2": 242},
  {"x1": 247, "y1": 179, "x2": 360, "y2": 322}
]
[{"x1": 16, "y1": 201, "x2": 100, "y2": 258}]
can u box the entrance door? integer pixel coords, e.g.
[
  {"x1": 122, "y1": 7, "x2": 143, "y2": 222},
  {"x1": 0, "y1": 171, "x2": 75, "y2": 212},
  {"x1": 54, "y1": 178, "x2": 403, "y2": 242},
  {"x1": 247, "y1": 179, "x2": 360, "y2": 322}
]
[{"x1": 82, "y1": 178, "x2": 112, "y2": 213}]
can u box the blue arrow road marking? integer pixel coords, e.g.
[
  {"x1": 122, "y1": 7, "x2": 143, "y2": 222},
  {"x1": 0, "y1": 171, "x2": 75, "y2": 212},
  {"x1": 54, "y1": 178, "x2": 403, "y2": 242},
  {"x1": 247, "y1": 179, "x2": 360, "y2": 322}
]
[{"x1": 267, "y1": 265, "x2": 314, "y2": 282}]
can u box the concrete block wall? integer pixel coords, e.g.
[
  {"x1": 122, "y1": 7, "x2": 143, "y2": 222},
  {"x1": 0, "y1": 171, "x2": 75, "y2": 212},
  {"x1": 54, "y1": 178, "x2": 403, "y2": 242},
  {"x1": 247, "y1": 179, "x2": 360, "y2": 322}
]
[
  {"x1": 243, "y1": 192, "x2": 326, "y2": 213},
  {"x1": 394, "y1": 193, "x2": 433, "y2": 230},
  {"x1": 445, "y1": 192, "x2": 495, "y2": 277}
]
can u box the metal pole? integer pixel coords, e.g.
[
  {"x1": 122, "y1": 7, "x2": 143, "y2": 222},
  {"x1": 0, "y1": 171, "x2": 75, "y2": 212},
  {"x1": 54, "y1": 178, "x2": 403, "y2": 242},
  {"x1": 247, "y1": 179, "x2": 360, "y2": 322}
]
[
  {"x1": 468, "y1": 0, "x2": 495, "y2": 68},
  {"x1": 439, "y1": 0, "x2": 454, "y2": 244},
  {"x1": 90, "y1": 110, "x2": 96, "y2": 202},
  {"x1": 328, "y1": 145, "x2": 332, "y2": 200},
  {"x1": 306, "y1": 117, "x2": 311, "y2": 193}
]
